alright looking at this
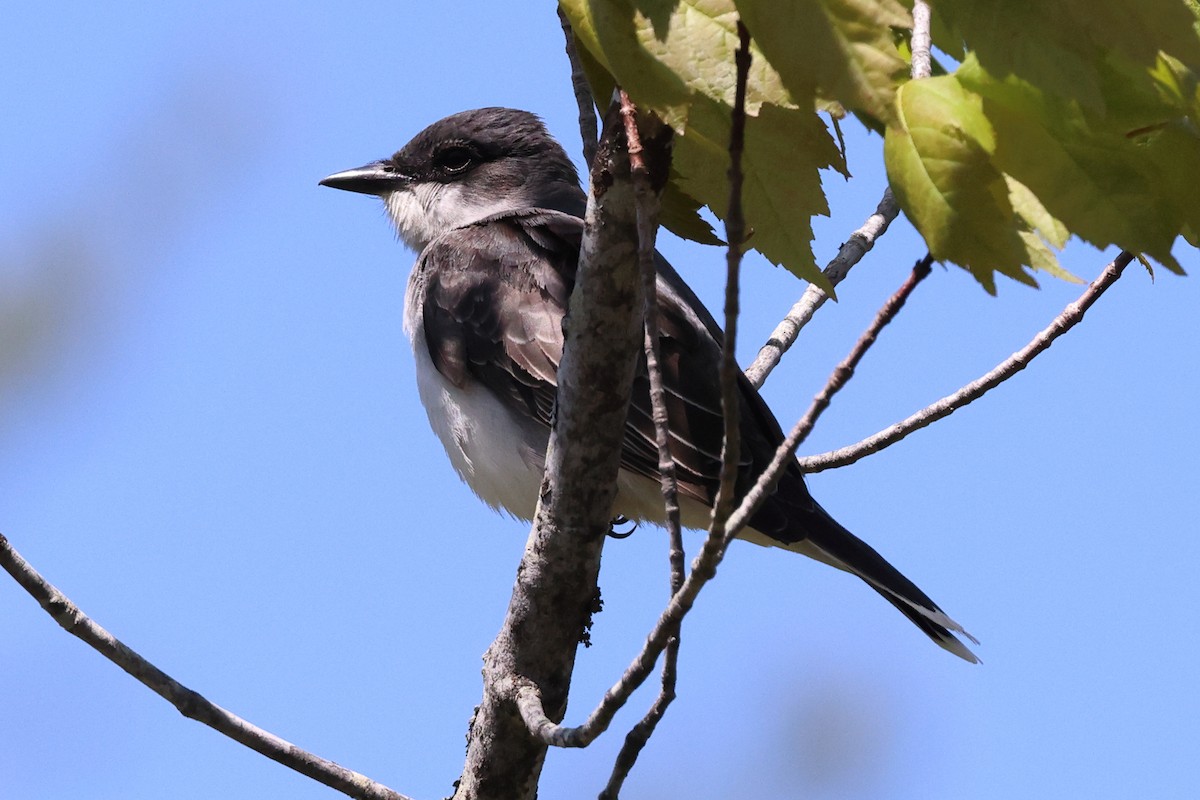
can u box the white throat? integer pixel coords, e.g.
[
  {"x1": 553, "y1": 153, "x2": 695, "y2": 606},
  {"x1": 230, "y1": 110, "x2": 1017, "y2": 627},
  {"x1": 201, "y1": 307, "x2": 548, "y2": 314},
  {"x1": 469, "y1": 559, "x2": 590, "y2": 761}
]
[{"x1": 383, "y1": 182, "x2": 517, "y2": 252}]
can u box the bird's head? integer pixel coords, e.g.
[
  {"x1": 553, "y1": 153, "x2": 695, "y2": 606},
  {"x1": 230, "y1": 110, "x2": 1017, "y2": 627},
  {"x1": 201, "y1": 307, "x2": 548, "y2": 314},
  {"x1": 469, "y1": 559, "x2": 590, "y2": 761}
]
[{"x1": 320, "y1": 107, "x2": 585, "y2": 252}]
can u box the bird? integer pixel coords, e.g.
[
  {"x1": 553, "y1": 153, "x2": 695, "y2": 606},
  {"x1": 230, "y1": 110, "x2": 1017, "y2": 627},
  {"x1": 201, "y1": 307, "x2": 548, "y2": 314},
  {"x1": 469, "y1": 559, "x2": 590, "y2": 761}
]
[{"x1": 320, "y1": 107, "x2": 978, "y2": 662}]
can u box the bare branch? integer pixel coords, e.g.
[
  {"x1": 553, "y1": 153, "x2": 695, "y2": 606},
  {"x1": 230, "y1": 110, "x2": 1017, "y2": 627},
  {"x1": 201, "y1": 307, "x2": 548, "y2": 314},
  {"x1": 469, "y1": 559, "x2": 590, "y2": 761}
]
[
  {"x1": 727, "y1": 256, "x2": 934, "y2": 534},
  {"x1": 506, "y1": 25, "x2": 758, "y2": 753},
  {"x1": 558, "y1": 6, "x2": 599, "y2": 170},
  {"x1": 709, "y1": 19, "x2": 753, "y2": 541},
  {"x1": 745, "y1": 189, "x2": 900, "y2": 388},
  {"x1": 508, "y1": 24, "x2": 758, "y2": 755},
  {"x1": 911, "y1": 1, "x2": 934, "y2": 80},
  {"x1": 458, "y1": 107, "x2": 670, "y2": 798},
  {"x1": 748, "y1": 0, "x2": 936, "y2": 391},
  {"x1": 619, "y1": 91, "x2": 683, "y2": 557},
  {"x1": 597, "y1": 92, "x2": 685, "y2": 800},
  {"x1": 797, "y1": 252, "x2": 1134, "y2": 474},
  {"x1": 0, "y1": 533, "x2": 410, "y2": 800},
  {"x1": 596, "y1": 636, "x2": 677, "y2": 800}
]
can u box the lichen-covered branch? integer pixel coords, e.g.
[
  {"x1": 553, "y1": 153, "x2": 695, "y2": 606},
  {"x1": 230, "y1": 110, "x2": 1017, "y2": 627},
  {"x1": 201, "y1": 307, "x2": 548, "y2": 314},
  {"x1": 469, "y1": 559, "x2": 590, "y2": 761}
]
[
  {"x1": 455, "y1": 107, "x2": 670, "y2": 800},
  {"x1": 745, "y1": 189, "x2": 900, "y2": 388},
  {"x1": 504, "y1": 24, "x2": 757, "y2": 756}
]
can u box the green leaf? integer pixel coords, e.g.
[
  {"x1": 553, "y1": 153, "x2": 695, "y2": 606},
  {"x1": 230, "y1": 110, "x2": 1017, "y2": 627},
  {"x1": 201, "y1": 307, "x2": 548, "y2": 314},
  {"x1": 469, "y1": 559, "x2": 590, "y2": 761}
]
[
  {"x1": 934, "y1": 1, "x2": 1200, "y2": 114},
  {"x1": 672, "y1": 98, "x2": 844, "y2": 287},
  {"x1": 560, "y1": 0, "x2": 846, "y2": 285},
  {"x1": 927, "y1": 5, "x2": 965, "y2": 62},
  {"x1": 1004, "y1": 175, "x2": 1068, "y2": 249},
  {"x1": 958, "y1": 56, "x2": 1192, "y2": 271},
  {"x1": 1058, "y1": 0, "x2": 1200, "y2": 70},
  {"x1": 1015, "y1": 229, "x2": 1078, "y2": 284},
  {"x1": 560, "y1": 0, "x2": 794, "y2": 128},
  {"x1": 932, "y1": 2, "x2": 1108, "y2": 112},
  {"x1": 735, "y1": 0, "x2": 910, "y2": 122},
  {"x1": 659, "y1": 177, "x2": 723, "y2": 245},
  {"x1": 884, "y1": 76, "x2": 1029, "y2": 291}
]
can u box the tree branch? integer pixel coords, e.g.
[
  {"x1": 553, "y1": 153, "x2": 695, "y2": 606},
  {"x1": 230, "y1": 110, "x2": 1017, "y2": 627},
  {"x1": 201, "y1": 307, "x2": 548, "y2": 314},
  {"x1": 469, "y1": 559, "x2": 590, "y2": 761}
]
[
  {"x1": 726, "y1": 256, "x2": 934, "y2": 536},
  {"x1": 708, "y1": 20, "x2": 752, "y2": 543},
  {"x1": 911, "y1": 1, "x2": 934, "y2": 80},
  {"x1": 0, "y1": 533, "x2": 411, "y2": 800},
  {"x1": 505, "y1": 23, "x2": 757, "y2": 754},
  {"x1": 745, "y1": 189, "x2": 900, "y2": 388},
  {"x1": 558, "y1": 6, "x2": 599, "y2": 170},
  {"x1": 796, "y1": 252, "x2": 1134, "y2": 474},
  {"x1": 456, "y1": 107, "x2": 669, "y2": 799},
  {"x1": 747, "y1": 2, "x2": 935, "y2": 391},
  {"x1": 596, "y1": 91, "x2": 685, "y2": 800}
]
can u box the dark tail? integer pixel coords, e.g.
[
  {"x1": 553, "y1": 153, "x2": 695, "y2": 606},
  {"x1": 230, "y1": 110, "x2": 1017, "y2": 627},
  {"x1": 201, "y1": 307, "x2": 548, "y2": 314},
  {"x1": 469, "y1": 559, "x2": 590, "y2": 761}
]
[{"x1": 766, "y1": 496, "x2": 979, "y2": 663}]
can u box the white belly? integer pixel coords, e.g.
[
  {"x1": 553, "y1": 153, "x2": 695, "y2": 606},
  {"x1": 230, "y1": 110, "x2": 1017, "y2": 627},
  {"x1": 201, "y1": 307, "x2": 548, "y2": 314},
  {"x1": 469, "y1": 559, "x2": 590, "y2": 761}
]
[
  {"x1": 410, "y1": 327, "x2": 550, "y2": 520},
  {"x1": 408, "y1": 315, "x2": 768, "y2": 537}
]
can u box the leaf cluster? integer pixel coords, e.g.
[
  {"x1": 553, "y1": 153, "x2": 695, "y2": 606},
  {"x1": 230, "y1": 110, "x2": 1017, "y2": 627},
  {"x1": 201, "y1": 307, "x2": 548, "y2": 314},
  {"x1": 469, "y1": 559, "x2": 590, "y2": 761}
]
[{"x1": 560, "y1": 0, "x2": 1200, "y2": 291}]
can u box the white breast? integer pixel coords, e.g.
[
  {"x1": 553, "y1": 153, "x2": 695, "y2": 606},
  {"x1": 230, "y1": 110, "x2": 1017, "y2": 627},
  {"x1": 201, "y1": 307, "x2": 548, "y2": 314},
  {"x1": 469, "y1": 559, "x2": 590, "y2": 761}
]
[
  {"x1": 408, "y1": 322, "x2": 550, "y2": 521},
  {"x1": 403, "y1": 249, "x2": 727, "y2": 532}
]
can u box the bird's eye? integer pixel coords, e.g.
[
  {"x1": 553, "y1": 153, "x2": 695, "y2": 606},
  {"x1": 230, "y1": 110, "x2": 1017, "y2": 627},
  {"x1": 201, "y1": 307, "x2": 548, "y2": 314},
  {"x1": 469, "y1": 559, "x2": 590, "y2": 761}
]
[{"x1": 435, "y1": 146, "x2": 474, "y2": 174}]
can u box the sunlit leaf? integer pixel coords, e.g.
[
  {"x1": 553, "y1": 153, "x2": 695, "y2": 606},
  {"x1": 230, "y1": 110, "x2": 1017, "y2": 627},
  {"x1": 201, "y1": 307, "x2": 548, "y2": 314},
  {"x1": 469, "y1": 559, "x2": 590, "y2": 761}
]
[
  {"x1": 660, "y1": 178, "x2": 723, "y2": 245},
  {"x1": 736, "y1": 0, "x2": 910, "y2": 122},
  {"x1": 561, "y1": 0, "x2": 844, "y2": 285},
  {"x1": 884, "y1": 76, "x2": 1028, "y2": 291},
  {"x1": 958, "y1": 57, "x2": 1192, "y2": 272}
]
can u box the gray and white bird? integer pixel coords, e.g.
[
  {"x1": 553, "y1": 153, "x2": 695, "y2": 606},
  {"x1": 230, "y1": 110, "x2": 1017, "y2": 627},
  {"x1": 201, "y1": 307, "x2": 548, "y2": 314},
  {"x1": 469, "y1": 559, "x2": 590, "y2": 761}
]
[{"x1": 321, "y1": 107, "x2": 978, "y2": 662}]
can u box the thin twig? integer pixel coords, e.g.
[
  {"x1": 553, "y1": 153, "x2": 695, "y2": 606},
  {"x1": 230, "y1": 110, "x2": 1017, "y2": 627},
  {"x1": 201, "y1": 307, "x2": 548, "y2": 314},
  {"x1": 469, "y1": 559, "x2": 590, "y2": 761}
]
[
  {"x1": 911, "y1": 1, "x2": 934, "y2": 80},
  {"x1": 725, "y1": 256, "x2": 934, "y2": 535},
  {"x1": 559, "y1": 6, "x2": 599, "y2": 170},
  {"x1": 597, "y1": 649, "x2": 677, "y2": 799},
  {"x1": 745, "y1": 189, "x2": 900, "y2": 388},
  {"x1": 598, "y1": 92, "x2": 685, "y2": 800},
  {"x1": 0, "y1": 533, "x2": 410, "y2": 800},
  {"x1": 797, "y1": 252, "x2": 1135, "y2": 474},
  {"x1": 534, "y1": 251, "x2": 1134, "y2": 747},
  {"x1": 748, "y1": 1, "x2": 935, "y2": 390},
  {"x1": 618, "y1": 92, "x2": 683, "y2": 557},
  {"x1": 708, "y1": 19, "x2": 753, "y2": 547}
]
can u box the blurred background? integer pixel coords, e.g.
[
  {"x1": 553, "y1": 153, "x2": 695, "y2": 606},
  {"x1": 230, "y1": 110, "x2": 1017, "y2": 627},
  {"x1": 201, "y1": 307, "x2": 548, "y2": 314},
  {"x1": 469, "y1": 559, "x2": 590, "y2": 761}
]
[{"x1": 2, "y1": 4, "x2": 1197, "y2": 799}]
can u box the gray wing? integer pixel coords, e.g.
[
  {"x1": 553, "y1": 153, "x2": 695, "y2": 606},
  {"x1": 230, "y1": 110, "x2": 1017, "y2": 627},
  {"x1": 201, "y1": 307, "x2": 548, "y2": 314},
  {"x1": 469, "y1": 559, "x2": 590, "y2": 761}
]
[
  {"x1": 416, "y1": 210, "x2": 576, "y2": 428},
  {"x1": 414, "y1": 207, "x2": 809, "y2": 526}
]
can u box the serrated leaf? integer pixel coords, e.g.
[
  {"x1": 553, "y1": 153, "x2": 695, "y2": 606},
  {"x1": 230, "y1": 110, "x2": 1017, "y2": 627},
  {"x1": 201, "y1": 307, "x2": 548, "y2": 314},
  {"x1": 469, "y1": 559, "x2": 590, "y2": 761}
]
[
  {"x1": 958, "y1": 57, "x2": 1193, "y2": 270},
  {"x1": 884, "y1": 76, "x2": 1029, "y2": 291},
  {"x1": 672, "y1": 98, "x2": 843, "y2": 288},
  {"x1": 561, "y1": 0, "x2": 794, "y2": 128},
  {"x1": 936, "y1": 1, "x2": 1200, "y2": 117},
  {"x1": 1059, "y1": 0, "x2": 1200, "y2": 70},
  {"x1": 1151, "y1": 55, "x2": 1200, "y2": 121},
  {"x1": 735, "y1": 0, "x2": 910, "y2": 123},
  {"x1": 660, "y1": 178, "x2": 723, "y2": 245},
  {"x1": 928, "y1": 5, "x2": 965, "y2": 62},
  {"x1": 1016, "y1": 229, "x2": 1080, "y2": 284},
  {"x1": 933, "y1": 2, "x2": 1109, "y2": 112},
  {"x1": 1136, "y1": 253, "x2": 1157, "y2": 280},
  {"x1": 1005, "y1": 175, "x2": 1068, "y2": 248},
  {"x1": 560, "y1": 0, "x2": 845, "y2": 285}
]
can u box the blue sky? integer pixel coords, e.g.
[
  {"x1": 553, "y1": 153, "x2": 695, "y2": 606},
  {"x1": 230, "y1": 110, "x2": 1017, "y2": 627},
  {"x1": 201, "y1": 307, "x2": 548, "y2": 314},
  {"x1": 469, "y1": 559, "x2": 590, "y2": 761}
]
[{"x1": 3, "y1": 4, "x2": 1198, "y2": 800}]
